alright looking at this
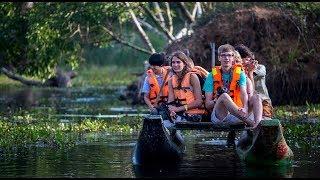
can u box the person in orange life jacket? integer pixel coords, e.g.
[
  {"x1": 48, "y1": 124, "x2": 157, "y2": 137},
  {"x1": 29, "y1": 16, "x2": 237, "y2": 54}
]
[
  {"x1": 181, "y1": 48, "x2": 210, "y2": 120},
  {"x1": 234, "y1": 50, "x2": 262, "y2": 128},
  {"x1": 167, "y1": 51, "x2": 206, "y2": 122},
  {"x1": 203, "y1": 44, "x2": 255, "y2": 127},
  {"x1": 234, "y1": 44, "x2": 273, "y2": 119},
  {"x1": 142, "y1": 53, "x2": 172, "y2": 114}
]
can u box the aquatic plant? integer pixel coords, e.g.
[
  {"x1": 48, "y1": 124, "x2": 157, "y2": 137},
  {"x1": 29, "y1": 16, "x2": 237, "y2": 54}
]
[
  {"x1": 284, "y1": 123, "x2": 320, "y2": 151},
  {"x1": 274, "y1": 103, "x2": 320, "y2": 121},
  {"x1": 0, "y1": 111, "x2": 143, "y2": 149}
]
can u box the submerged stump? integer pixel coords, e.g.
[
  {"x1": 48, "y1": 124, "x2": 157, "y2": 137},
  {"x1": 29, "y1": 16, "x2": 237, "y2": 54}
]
[{"x1": 236, "y1": 119, "x2": 294, "y2": 166}]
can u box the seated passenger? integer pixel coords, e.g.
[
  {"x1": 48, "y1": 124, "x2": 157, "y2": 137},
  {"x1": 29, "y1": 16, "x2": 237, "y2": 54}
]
[
  {"x1": 203, "y1": 44, "x2": 255, "y2": 127},
  {"x1": 167, "y1": 51, "x2": 206, "y2": 122},
  {"x1": 141, "y1": 53, "x2": 172, "y2": 114},
  {"x1": 234, "y1": 50, "x2": 262, "y2": 127},
  {"x1": 235, "y1": 44, "x2": 274, "y2": 119}
]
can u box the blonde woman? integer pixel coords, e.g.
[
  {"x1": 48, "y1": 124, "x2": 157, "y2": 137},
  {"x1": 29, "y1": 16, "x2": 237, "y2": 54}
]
[{"x1": 234, "y1": 50, "x2": 262, "y2": 128}]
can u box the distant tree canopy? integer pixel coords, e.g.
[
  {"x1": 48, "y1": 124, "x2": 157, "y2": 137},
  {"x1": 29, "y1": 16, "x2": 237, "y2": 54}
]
[
  {"x1": 163, "y1": 3, "x2": 320, "y2": 106},
  {"x1": 0, "y1": 2, "x2": 128, "y2": 80},
  {"x1": 0, "y1": 2, "x2": 319, "y2": 84}
]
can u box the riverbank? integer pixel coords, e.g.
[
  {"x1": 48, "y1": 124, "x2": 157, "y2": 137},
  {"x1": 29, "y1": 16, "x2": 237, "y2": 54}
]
[{"x1": 0, "y1": 65, "x2": 318, "y2": 150}]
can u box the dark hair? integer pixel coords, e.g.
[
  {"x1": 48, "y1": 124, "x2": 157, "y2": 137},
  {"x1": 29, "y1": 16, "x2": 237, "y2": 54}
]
[
  {"x1": 148, "y1": 53, "x2": 164, "y2": 66},
  {"x1": 182, "y1": 49, "x2": 190, "y2": 57},
  {"x1": 234, "y1": 44, "x2": 254, "y2": 59}
]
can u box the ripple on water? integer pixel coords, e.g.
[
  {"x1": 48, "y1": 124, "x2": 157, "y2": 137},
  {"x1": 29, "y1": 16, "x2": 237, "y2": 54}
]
[
  {"x1": 106, "y1": 142, "x2": 136, "y2": 147},
  {"x1": 197, "y1": 139, "x2": 228, "y2": 146}
]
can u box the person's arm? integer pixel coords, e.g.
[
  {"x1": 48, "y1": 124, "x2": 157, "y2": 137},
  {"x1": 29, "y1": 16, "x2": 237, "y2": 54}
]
[
  {"x1": 144, "y1": 93, "x2": 155, "y2": 110},
  {"x1": 167, "y1": 78, "x2": 174, "y2": 104},
  {"x1": 167, "y1": 78, "x2": 177, "y2": 117},
  {"x1": 246, "y1": 76, "x2": 254, "y2": 99},
  {"x1": 203, "y1": 73, "x2": 216, "y2": 110},
  {"x1": 142, "y1": 76, "x2": 156, "y2": 111},
  {"x1": 205, "y1": 92, "x2": 216, "y2": 110},
  {"x1": 186, "y1": 73, "x2": 203, "y2": 110},
  {"x1": 239, "y1": 71, "x2": 248, "y2": 113},
  {"x1": 240, "y1": 85, "x2": 248, "y2": 114},
  {"x1": 253, "y1": 63, "x2": 266, "y2": 78}
]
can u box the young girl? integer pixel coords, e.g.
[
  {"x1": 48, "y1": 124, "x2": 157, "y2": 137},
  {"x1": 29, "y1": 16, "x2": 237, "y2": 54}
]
[{"x1": 167, "y1": 51, "x2": 206, "y2": 122}]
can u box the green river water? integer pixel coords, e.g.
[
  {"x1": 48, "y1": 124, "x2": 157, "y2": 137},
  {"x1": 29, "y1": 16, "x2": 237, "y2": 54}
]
[{"x1": 0, "y1": 86, "x2": 318, "y2": 178}]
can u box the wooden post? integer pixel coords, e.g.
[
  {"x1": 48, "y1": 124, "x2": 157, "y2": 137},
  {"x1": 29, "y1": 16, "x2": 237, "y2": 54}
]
[
  {"x1": 227, "y1": 130, "x2": 236, "y2": 148},
  {"x1": 210, "y1": 42, "x2": 215, "y2": 67}
]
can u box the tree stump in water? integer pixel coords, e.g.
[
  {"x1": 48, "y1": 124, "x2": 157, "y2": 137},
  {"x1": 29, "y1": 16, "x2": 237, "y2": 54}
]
[
  {"x1": 236, "y1": 119, "x2": 294, "y2": 166},
  {"x1": 44, "y1": 69, "x2": 77, "y2": 87}
]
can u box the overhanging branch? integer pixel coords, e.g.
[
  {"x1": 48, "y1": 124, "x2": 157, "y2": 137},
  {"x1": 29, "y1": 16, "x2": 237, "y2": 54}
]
[
  {"x1": 143, "y1": 5, "x2": 175, "y2": 41},
  {"x1": 0, "y1": 67, "x2": 43, "y2": 86},
  {"x1": 101, "y1": 26, "x2": 153, "y2": 55}
]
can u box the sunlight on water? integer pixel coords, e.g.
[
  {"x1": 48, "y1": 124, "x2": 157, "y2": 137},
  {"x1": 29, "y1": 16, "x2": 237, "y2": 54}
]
[{"x1": 197, "y1": 139, "x2": 228, "y2": 146}]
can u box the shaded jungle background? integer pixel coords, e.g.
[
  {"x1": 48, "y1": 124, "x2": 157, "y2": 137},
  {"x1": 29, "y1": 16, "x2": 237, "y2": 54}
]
[
  {"x1": 0, "y1": 3, "x2": 319, "y2": 178},
  {"x1": 164, "y1": 6, "x2": 320, "y2": 106},
  {"x1": 0, "y1": 2, "x2": 319, "y2": 106}
]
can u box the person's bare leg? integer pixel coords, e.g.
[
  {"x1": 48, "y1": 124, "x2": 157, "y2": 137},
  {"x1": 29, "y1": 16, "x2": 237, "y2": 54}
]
[
  {"x1": 247, "y1": 99, "x2": 255, "y2": 127},
  {"x1": 249, "y1": 94, "x2": 263, "y2": 128},
  {"x1": 214, "y1": 93, "x2": 254, "y2": 126},
  {"x1": 212, "y1": 94, "x2": 229, "y2": 121}
]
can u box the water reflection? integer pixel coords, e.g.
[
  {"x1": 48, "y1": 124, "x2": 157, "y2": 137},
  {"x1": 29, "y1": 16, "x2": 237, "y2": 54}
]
[
  {"x1": 0, "y1": 132, "x2": 299, "y2": 178},
  {"x1": 3, "y1": 88, "x2": 39, "y2": 111},
  {"x1": 0, "y1": 136, "x2": 136, "y2": 178},
  {"x1": 245, "y1": 164, "x2": 294, "y2": 178},
  {"x1": 0, "y1": 86, "x2": 318, "y2": 177},
  {"x1": 132, "y1": 135, "x2": 295, "y2": 178},
  {"x1": 176, "y1": 141, "x2": 244, "y2": 177},
  {"x1": 0, "y1": 86, "x2": 129, "y2": 116},
  {"x1": 133, "y1": 163, "x2": 181, "y2": 178}
]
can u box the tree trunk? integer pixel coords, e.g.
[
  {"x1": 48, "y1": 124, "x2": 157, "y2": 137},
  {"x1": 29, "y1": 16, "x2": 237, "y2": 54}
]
[
  {"x1": 164, "y1": 2, "x2": 173, "y2": 34},
  {"x1": 1, "y1": 67, "x2": 43, "y2": 86},
  {"x1": 102, "y1": 26, "x2": 153, "y2": 55},
  {"x1": 192, "y1": 2, "x2": 198, "y2": 19},
  {"x1": 0, "y1": 67, "x2": 77, "y2": 87},
  {"x1": 178, "y1": 2, "x2": 195, "y2": 24},
  {"x1": 152, "y1": 2, "x2": 166, "y2": 28},
  {"x1": 143, "y1": 6, "x2": 175, "y2": 41},
  {"x1": 196, "y1": 2, "x2": 203, "y2": 18},
  {"x1": 137, "y1": 18, "x2": 166, "y2": 38},
  {"x1": 124, "y1": 2, "x2": 156, "y2": 53}
]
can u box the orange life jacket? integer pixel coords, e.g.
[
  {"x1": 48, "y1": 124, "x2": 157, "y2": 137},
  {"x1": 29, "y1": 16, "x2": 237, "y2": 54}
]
[
  {"x1": 191, "y1": 66, "x2": 209, "y2": 78},
  {"x1": 212, "y1": 64, "x2": 243, "y2": 108},
  {"x1": 146, "y1": 66, "x2": 170, "y2": 106},
  {"x1": 172, "y1": 72, "x2": 206, "y2": 115},
  {"x1": 190, "y1": 66, "x2": 209, "y2": 113}
]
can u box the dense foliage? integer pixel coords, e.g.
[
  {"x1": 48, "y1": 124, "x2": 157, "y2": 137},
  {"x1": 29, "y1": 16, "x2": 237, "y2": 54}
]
[
  {"x1": 1, "y1": 2, "x2": 320, "y2": 81},
  {"x1": 0, "y1": 2, "x2": 129, "y2": 79}
]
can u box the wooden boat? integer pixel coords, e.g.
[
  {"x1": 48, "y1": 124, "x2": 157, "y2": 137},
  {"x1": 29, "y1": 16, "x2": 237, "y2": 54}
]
[
  {"x1": 236, "y1": 119, "x2": 294, "y2": 166},
  {"x1": 132, "y1": 115, "x2": 293, "y2": 167},
  {"x1": 132, "y1": 114, "x2": 248, "y2": 167},
  {"x1": 132, "y1": 115, "x2": 185, "y2": 167}
]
